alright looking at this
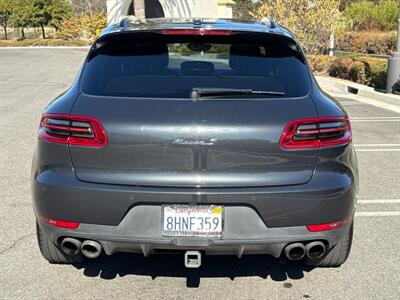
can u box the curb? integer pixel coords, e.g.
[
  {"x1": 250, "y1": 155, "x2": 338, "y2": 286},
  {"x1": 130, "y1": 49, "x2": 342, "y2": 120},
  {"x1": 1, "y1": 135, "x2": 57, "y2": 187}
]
[
  {"x1": 316, "y1": 76, "x2": 400, "y2": 114},
  {"x1": 333, "y1": 80, "x2": 398, "y2": 106},
  {"x1": 316, "y1": 76, "x2": 400, "y2": 103}
]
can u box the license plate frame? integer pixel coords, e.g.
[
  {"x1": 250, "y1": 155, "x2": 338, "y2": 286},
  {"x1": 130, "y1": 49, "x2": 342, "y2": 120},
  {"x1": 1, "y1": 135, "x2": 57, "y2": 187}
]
[{"x1": 161, "y1": 205, "x2": 224, "y2": 238}]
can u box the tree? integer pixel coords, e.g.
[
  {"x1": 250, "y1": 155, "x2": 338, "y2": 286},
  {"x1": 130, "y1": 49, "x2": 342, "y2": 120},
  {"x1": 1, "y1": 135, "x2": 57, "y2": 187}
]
[
  {"x1": 0, "y1": 0, "x2": 13, "y2": 39},
  {"x1": 9, "y1": 0, "x2": 34, "y2": 39},
  {"x1": 47, "y1": 0, "x2": 72, "y2": 31},
  {"x1": 133, "y1": 0, "x2": 145, "y2": 20},
  {"x1": 31, "y1": 0, "x2": 52, "y2": 39},
  {"x1": 31, "y1": 0, "x2": 72, "y2": 39},
  {"x1": 232, "y1": 0, "x2": 256, "y2": 20},
  {"x1": 343, "y1": 0, "x2": 400, "y2": 31},
  {"x1": 69, "y1": 0, "x2": 105, "y2": 16},
  {"x1": 253, "y1": 0, "x2": 342, "y2": 54}
]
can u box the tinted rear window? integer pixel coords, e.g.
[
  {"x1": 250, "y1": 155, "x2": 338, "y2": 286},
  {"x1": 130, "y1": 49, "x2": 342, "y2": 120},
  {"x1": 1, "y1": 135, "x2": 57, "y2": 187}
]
[{"x1": 81, "y1": 35, "x2": 310, "y2": 98}]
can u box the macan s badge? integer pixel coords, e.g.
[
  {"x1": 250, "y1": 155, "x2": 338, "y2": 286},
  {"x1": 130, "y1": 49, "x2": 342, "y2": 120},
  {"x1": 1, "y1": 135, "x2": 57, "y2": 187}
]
[{"x1": 171, "y1": 138, "x2": 218, "y2": 146}]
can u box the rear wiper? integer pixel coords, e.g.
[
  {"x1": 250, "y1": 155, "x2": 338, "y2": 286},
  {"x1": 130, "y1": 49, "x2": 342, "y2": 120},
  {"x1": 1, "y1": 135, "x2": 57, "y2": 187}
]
[{"x1": 191, "y1": 88, "x2": 285, "y2": 100}]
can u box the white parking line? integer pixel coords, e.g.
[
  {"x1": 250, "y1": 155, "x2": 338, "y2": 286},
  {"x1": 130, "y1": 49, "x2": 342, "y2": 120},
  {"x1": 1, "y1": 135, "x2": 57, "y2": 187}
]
[
  {"x1": 341, "y1": 103, "x2": 368, "y2": 106},
  {"x1": 350, "y1": 117, "x2": 400, "y2": 122},
  {"x1": 351, "y1": 117, "x2": 400, "y2": 119},
  {"x1": 356, "y1": 149, "x2": 400, "y2": 152},
  {"x1": 351, "y1": 119, "x2": 400, "y2": 122},
  {"x1": 356, "y1": 199, "x2": 400, "y2": 216},
  {"x1": 358, "y1": 199, "x2": 400, "y2": 204},
  {"x1": 355, "y1": 144, "x2": 400, "y2": 152},
  {"x1": 355, "y1": 144, "x2": 400, "y2": 147},
  {"x1": 355, "y1": 211, "x2": 400, "y2": 216}
]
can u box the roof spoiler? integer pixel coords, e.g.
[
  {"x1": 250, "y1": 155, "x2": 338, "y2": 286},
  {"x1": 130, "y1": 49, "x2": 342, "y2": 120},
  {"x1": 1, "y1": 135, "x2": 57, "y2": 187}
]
[{"x1": 117, "y1": 16, "x2": 278, "y2": 30}]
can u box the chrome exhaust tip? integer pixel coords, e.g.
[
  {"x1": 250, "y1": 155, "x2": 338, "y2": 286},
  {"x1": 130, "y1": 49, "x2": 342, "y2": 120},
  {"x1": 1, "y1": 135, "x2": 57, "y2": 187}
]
[
  {"x1": 305, "y1": 241, "x2": 326, "y2": 260},
  {"x1": 284, "y1": 243, "x2": 306, "y2": 261},
  {"x1": 81, "y1": 240, "x2": 102, "y2": 259},
  {"x1": 60, "y1": 237, "x2": 82, "y2": 256}
]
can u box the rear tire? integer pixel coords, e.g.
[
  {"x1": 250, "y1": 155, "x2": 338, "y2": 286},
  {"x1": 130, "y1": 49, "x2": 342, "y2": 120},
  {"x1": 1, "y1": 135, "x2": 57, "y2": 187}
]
[
  {"x1": 36, "y1": 222, "x2": 85, "y2": 264},
  {"x1": 305, "y1": 221, "x2": 353, "y2": 267}
]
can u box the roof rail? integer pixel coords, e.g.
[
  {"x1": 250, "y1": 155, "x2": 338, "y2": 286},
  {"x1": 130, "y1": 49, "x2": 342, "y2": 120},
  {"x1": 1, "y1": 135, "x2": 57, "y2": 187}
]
[{"x1": 259, "y1": 17, "x2": 276, "y2": 29}]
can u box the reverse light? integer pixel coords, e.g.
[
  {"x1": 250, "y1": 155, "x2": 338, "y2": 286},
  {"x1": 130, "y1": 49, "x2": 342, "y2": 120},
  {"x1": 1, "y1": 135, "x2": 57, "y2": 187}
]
[
  {"x1": 39, "y1": 215, "x2": 80, "y2": 229},
  {"x1": 306, "y1": 218, "x2": 351, "y2": 232},
  {"x1": 161, "y1": 29, "x2": 231, "y2": 36},
  {"x1": 279, "y1": 117, "x2": 351, "y2": 149},
  {"x1": 38, "y1": 114, "x2": 107, "y2": 147}
]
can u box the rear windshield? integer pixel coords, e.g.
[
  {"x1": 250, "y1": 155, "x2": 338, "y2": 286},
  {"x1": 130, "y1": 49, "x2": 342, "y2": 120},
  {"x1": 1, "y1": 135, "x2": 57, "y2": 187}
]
[{"x1": 81, "y1": 35, "x2": 310, "y2": 98}]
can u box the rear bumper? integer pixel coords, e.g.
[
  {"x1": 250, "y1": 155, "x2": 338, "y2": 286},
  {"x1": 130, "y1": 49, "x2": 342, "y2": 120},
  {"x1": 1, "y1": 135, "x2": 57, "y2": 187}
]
[
  {"x1": 37, "y1": 205, "x2": 352, "y2": 258},
  {"x1": 32, "y1": 162, "x2": 357, "y2": 229}
]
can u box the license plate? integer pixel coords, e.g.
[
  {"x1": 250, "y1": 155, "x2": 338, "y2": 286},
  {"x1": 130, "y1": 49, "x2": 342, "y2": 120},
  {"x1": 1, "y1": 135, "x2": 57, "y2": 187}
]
[{"x1": 162, "y1": 205, "x2": 224, "y2": 237}]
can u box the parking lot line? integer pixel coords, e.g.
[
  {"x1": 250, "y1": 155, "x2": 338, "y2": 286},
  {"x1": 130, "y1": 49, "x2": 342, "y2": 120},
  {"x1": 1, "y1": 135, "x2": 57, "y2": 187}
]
[
  {"x1": 355, "y1": 145, "x2": 400, "y2": 151},
  {"x1": 355, "y1": 211, "x2": 400, "y2": 216},
  {"x1": 355, "y1": 144, "x2": 400, "y2": 147},
  {"x1": 358, "y1": 199, "x2": 400, "y2": 204},
  {"x1": 341, "y1": 103, "x2": 369, "y2": 106},
  {"x1": 356, "y1": 149, "x2": 400, "y2": 152},
  {"x1": 351, "y1": 117, "x2": 400, "y2": 119},
  {"x1": 350, "y1": 117, "x2": 400, "y2": 123}
]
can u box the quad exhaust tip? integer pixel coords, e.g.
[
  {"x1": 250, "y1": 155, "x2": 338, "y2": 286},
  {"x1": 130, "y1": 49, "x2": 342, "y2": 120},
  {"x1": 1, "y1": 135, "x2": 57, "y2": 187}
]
[
  {"x1": 305, "y1": 241, "x2": 326, "y2": 260},
  {"x1": 284, "y1": 243, "x2": 306, "y2": 261},
  {"x1": 81, "y1": 240, "x2": 102, "y2": 259},
  {"x1": 61, "y1": 237, "x2": 82, "y2": 256},
  {"x1": 184, "y1": 251, "x2": 202, "y2": 268}
]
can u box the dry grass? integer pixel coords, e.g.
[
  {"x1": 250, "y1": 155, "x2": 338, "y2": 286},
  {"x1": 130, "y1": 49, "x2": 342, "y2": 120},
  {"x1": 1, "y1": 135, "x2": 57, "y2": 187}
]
[{"x1": 0, "y1": 38, "x2": 89, "y2": 47}]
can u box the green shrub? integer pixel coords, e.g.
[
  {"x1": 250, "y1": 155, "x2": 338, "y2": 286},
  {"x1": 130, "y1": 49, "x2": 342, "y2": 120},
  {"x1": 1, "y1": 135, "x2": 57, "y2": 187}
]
[
  {"x1": 328, "y1": 57, "x2": 354, "y2": 79},
  {"x1": 349, "y1": 61, "x2": 366, "y2": 83},
  {"x1": 355, "y1": 57, "x2": 388, "y2": 89},
  {"x1": 306, "y1": 55, "x2": 387, "y2": 89},
  {"x1": 336, "y1": 31, "x2": 396, "y2": 55},
  {"x1": 343, "y1": 0, "x2": 400, "y2": 31}
]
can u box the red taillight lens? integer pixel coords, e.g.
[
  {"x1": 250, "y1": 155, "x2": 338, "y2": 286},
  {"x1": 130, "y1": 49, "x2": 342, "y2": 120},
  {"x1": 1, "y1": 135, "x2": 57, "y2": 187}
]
[
  {"x1": 39, "y1": 215, "x2": 80, "y2": 229},
  {"x1": 279, "y1": 117, "x2": 351, "y2": 149},
  {"x1": 38, "y1": 114, "x2": 107, "y2": 147},
  {"x1": 161, "y1": 29, "x2": 231, "y2": 35},
  {"x1": 306, "y1": 217, "x2": 351, "y2": 232}
]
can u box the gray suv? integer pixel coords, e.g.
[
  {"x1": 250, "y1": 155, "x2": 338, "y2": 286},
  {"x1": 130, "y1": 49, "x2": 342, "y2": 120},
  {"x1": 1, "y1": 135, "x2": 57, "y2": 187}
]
[{"x1": 32, "y1": 18, "x2": 358, "y2": 268}]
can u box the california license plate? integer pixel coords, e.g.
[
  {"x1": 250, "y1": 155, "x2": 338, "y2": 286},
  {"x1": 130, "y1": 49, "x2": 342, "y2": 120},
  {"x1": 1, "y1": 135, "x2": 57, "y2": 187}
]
[{"x1": 162, "y1": 205, "x2": 224, "y2": 237}]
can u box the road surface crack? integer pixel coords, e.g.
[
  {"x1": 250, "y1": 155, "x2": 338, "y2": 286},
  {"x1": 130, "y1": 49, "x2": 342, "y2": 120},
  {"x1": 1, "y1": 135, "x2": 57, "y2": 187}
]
[{"x1": 0, "y1": 233, "x2": 35, "y2": 256}]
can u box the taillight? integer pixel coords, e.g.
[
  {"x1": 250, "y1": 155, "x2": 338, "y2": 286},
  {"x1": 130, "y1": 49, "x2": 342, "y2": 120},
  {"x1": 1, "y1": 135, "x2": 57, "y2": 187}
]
[
  {"x1": 38, "y1": 114, "x2": 107, "y2": 147},
  {"x1": 306, "y1": 217, "x2": 351, "y2": 232},
  {"x1": 279, "y1": 117, "x2": 351, "y2": 149},
  {"x1": 39, "y1": 215, "x2": 80, "y2": 229},
  {"x1": 161, "y1": 29, "x2": 231, "y2": 35}
]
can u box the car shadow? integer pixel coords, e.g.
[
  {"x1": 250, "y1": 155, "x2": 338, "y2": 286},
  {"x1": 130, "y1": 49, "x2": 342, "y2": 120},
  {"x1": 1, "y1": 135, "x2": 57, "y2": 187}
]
[{"x1": 73, "y1": 253, "x2": 314, "y2": 288}]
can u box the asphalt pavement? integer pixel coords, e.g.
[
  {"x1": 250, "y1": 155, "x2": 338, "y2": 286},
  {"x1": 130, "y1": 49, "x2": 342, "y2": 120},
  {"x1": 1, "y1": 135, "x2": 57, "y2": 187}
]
[{"x1": 0, "y1": 48, "x2": 399, "y2": 299}]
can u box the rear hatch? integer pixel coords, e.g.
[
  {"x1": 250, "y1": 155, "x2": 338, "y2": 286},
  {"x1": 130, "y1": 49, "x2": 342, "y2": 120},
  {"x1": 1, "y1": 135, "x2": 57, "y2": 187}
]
[{"x1": 69, "y1": 30, "x2": 318, "y2": 188}]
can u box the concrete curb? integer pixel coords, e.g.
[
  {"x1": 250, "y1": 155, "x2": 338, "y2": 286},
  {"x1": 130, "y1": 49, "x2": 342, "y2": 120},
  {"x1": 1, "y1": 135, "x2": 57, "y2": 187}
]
[
  {"x1": 316, "y1": 76, "x2": 400, "y2": 114},
  {"x1": 316, "y1": 76, "x2": 399, "y2": 106}
]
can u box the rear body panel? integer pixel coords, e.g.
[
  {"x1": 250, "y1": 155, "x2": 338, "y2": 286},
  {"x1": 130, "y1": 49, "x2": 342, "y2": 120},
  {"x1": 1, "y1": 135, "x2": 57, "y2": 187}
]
[{"x1": 69, "y1": 94, "x2": 318, "y2": 187}]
